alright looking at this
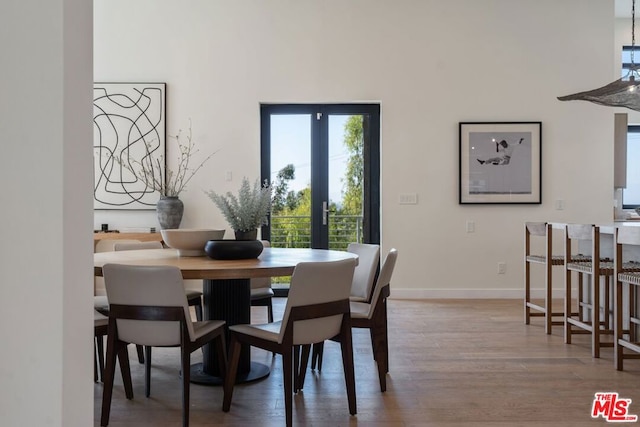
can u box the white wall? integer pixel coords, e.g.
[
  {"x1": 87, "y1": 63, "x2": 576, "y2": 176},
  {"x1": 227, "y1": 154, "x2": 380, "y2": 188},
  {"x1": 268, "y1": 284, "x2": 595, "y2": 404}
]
[
  {"x1": 94, "y1": 0, "x2": 615, "y2": 298},
  {"x1": 0, "y1": 0, "x2": 93, "y2": 425}
]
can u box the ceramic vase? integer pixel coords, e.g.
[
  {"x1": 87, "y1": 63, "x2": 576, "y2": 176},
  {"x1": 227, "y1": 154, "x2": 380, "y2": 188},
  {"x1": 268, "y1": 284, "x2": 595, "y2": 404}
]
[
  {"x1": 156, "y1": 196, "x2": 184, "y2": 230},
  {"x1": 204, "y1": 239, "x2": 264, "y2": 260},
  {"x1": 234, "y1": 229, "x2": 258, "y2": 241}
]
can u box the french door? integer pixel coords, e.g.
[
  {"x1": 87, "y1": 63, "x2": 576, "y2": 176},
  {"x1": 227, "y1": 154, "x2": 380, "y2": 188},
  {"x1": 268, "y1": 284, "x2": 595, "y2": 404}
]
[{"x1": 260, "y1": 104, "x2": 380, "y2": 250}]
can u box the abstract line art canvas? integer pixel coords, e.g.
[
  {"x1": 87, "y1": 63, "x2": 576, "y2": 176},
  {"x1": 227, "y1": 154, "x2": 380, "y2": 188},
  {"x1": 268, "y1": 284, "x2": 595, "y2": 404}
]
[{"x1": 93, "y1": 82, "x2": 166, "y2": 209}]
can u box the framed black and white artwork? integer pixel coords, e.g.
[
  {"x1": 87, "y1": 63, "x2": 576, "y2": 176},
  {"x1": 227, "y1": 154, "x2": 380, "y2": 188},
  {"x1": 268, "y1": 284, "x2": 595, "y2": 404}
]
[
  {"x1": 93, "y1": 82, "x2": 166, "y2": 210},
  {"x1": 459, "y1": 121, "x2": 541, "y2": 204}
]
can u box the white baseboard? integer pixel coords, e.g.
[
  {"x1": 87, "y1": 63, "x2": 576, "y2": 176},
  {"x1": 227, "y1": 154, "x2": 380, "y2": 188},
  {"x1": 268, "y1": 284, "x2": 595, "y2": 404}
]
[{"x1": 390, "y1": 288, "x2": 565, "y2": 299}]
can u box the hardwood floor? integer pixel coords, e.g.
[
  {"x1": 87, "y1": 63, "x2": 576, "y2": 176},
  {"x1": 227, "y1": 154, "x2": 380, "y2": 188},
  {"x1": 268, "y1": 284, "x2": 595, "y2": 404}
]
[{"x1": 94, "y1": 298, "x2": 640, "y2": 426}]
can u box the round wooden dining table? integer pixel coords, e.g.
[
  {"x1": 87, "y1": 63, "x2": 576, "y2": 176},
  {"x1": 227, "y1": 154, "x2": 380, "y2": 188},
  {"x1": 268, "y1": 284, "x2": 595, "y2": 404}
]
[{"x1": 94, "y1": 246, "x2": 358, "y2": 385}]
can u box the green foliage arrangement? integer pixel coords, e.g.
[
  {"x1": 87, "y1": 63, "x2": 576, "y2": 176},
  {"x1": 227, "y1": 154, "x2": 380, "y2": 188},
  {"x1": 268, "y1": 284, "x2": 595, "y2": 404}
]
[{"x1": 206, "y1": 177, "x2": 272, "y2": 232}]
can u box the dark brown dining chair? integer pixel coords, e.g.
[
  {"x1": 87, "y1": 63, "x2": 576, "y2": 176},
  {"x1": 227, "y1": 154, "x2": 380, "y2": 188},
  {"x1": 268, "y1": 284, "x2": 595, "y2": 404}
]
[
  {"x1": 222, "y1": 258, "x2": 357, "y2": 427},
  {"x1": 100, "y1": 264, "x2": 227, "y2": 427}
]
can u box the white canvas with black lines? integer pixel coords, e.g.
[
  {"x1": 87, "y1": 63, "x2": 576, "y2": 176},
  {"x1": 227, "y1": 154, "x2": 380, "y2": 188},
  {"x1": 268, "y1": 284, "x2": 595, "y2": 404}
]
[{"x1": 93, "y1": 82, "x2": 166, "y2": 210}]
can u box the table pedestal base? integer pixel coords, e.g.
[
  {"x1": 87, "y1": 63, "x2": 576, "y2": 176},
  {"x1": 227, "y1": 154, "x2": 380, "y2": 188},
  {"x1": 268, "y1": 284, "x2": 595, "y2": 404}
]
[
  {"x1": 194, "y1": 278, "x2": 271, "y2": 386},
  {"x1": 189, "y1": 361, "x2": 270, "y2": 386}
]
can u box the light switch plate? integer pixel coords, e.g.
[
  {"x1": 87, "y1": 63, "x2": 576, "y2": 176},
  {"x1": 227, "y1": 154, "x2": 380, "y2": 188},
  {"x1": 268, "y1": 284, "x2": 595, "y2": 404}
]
[
  {"x1": 398, "y1": 193, "x2": 418, "y2": 204},
  {"x1": 466, "y1": 220, "x2": 475, "y2": 233}
]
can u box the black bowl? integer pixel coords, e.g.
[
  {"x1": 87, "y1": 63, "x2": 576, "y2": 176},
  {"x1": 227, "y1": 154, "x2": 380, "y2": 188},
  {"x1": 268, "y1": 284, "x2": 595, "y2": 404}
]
[{"x1": 204, "y1": 239, "x2": 264, "y2": 260}]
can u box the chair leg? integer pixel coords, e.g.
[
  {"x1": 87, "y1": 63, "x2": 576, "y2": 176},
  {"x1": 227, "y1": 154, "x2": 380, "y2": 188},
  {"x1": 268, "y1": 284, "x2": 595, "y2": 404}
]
[
  {"x1": 382, "y1": 303, "x2": 389, "y2": 374},
  {"x1": 267, "y1": 299, "x2": 274, "y2": 323},
  {"x1": 214, "y1": 333, "x2": 227, "y2": 380},
  {"x1": 524, "y1": 259, "x2": 531, "y2": 325},
  {"x1": 222, "y1": 335, "x2": 242, "y2": 412},
  {"x1": 145, "y1": 346, "x2": 152, "y2": 398},
  {"x1": 136, "y1": 344, "x2": 145, "y2": 364},
  {"x1": 369, "y1": 328, "x2": 378, "y2": 361},
  {"x1": 371, "y1": 323, "x2": 388, "y2": 392},
  {"x1": 101, "y1": 340, "x2": 132, "y2": 427},
  {"x1": 339, "y1": 329, "x2": 357, "y2": 415},
  {"x1": 311, "y1": 342, "x2": 324, "y2": 371},
  {"x1": 631, "y1": 285, "x2": 638, "y2": 340},
  {"x1": 615, "y1": 280, "x2": 624, "y2": 371},
  {"x1": 297, "y1": 345, "x2": 311, "y2": 391},
  {"x1": 565, "y1": 268, "x2": 573, "y2": 344},
  {"x1": 195, "y1": 302, "x2": 203, "y2": 322},
  {"x1": 118, "y1": 346, "x2": 134, "y2": 399},
  {"x1": 628, "y1": 285, "x2": 636, "y2": 341},
  {"x1": 593, "y1": 275, "x2": 601, "y2": 358},
  {"x1": 311, "y1": 343, "x2": 318, "y2": 369},
  {"x1": 604, "y1": 275, "x2": 611, "y2": 330},
  {"x1": 545, "y1": 258, "x2": 552, "y2": 335},
  {"x1": 97, "y1": 336, "x2": 105, "y2": 382},
  {"x1": 94, "y1": 340, "x2": 99, "y2": 383},
  {"x1": 283, "y1": 346, "x2": 294, "y2": 427},
  {"x1": 578, "y1": 274, "x2": 584, "y2": 320},
  {"x1": 293, "y1": 345, "x2": 300, "y2": 393},
  {"x1": 181, "y1": 344, "x2": 191, "y2": 427},
  {"x1": 100, "y1": 341, "x2": 118, "y2": 426}
]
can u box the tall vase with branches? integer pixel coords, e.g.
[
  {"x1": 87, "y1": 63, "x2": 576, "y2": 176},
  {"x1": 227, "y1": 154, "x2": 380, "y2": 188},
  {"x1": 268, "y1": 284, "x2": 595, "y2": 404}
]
[{"x1": 119, "y1": 121, "x2": 215, "y2": 229}]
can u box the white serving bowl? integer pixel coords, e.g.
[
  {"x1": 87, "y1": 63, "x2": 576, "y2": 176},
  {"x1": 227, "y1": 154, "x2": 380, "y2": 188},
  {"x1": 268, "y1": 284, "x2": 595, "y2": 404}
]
[{"x1": 161, "y1": 228, "x2": 225, "y2": 256}]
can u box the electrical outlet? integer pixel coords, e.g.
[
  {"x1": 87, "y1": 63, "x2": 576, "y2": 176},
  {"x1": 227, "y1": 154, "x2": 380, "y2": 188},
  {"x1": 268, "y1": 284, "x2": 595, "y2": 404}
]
[
  {"x1": 555, "y1": 199, "x2": 564, "y2": 210},
  {"x1": 497, "y1": 262, "x2": 506, "y2": 274}
]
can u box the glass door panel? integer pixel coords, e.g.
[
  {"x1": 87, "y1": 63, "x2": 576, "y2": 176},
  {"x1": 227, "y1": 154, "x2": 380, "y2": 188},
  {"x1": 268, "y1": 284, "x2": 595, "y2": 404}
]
[
  {"x1": 328, "y1": 114, "x2": 364, "y2": 250},
  {"x1": 269, "y1": 114, "x2": 312, "y2": 248}
]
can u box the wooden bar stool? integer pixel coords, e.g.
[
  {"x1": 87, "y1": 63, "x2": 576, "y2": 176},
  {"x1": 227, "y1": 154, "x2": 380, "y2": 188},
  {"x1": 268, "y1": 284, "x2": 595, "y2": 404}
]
[
  {"x1": 613, "y1": 226, "x2": 640, "y2": 371},
  {"x1": 524, "y1": 222, "x2": 565, "y2": 334},
  {"x1": 565, "y1": 224, "x2": 608, "y2": 357},
  {"x1": 564, "y1": 224, "x2": 640, "y2": 358}
]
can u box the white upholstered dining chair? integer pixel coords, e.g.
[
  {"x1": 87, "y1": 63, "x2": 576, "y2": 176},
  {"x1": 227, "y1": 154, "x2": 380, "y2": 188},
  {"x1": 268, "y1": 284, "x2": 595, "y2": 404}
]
[
  {"x1": 222, "y1": 257, "x2": 357, "y2": 427},
  {"x1": 109, "y1": 240, "x2": 205, "y2": 397},
  {"x1": 112, "y1": 240, "x2": 205, "y2": 321},
  {"x1": 300, "y1": 248, "x2": 397, "y2": 393},
  {"x1": 309, "y1": 242, "x2": 380, "y2": 371},
  {"x1": 93, "y1": 239, "x2": 146, "y2": 364},
  {"x1": 100, "y1": 263, "x2": 226, "y2": 427}
]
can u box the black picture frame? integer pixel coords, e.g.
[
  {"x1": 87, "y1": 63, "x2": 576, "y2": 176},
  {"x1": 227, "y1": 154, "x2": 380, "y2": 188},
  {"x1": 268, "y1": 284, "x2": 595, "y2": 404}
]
[{"x1": 459, "y1": 121, "x2": 542, "y2": 204}]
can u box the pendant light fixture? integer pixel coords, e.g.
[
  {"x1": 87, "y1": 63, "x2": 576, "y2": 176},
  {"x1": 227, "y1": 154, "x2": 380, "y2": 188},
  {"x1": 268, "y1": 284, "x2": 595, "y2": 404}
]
[{"x1": 558, "y1": 0, "x2": 640, "y2": 111}]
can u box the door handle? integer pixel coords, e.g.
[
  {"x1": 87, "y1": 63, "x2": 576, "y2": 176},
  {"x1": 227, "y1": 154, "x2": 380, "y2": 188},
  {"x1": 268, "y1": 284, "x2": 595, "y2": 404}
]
[{"x1": 322, "y1": 201, "x2": 330, "y2": 225}]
